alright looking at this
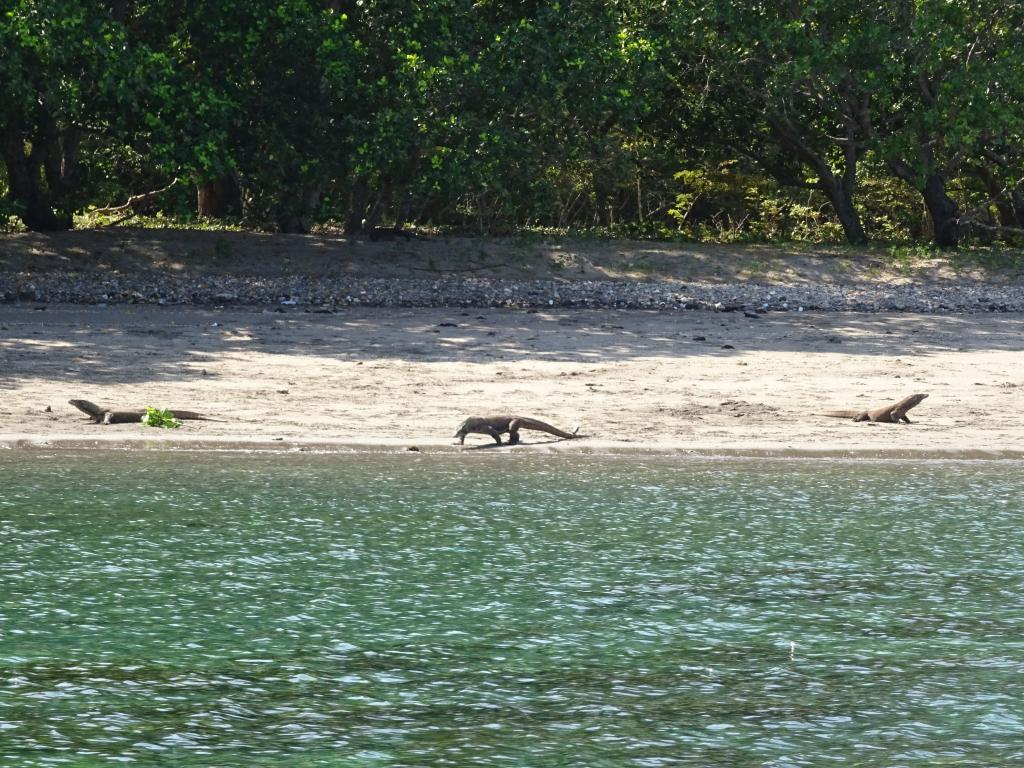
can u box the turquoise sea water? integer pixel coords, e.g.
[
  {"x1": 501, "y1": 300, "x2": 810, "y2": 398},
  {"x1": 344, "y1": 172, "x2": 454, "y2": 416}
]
[{"x1": 1, "y1": 452, "x2": 1023, "y2": 767}]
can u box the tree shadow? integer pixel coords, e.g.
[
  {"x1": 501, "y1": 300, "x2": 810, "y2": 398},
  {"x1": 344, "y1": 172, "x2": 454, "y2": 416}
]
[
  {"x1": 5, "y1": 229, "x2": 1012, "y2": 284},
  {"x1": 1, "y1": 304, "x2": 1022, "y2": 389}
]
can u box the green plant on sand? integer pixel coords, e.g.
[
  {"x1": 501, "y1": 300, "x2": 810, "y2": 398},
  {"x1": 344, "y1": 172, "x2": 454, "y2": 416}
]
[{"x1": 141, "y1": 407, "x2": 181, "y2": 429}]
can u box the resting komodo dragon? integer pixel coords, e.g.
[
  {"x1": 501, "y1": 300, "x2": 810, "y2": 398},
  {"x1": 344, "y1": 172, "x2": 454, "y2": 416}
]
[
  {"x1": 819, "y1": 393, "x2": 928, "y2": 423},
  {"x1": 69, "y1": 399, "x2": 218, "y2": 425},
  {"x1": 454, "y1": 415, "x2": 581, "y2": 445}
]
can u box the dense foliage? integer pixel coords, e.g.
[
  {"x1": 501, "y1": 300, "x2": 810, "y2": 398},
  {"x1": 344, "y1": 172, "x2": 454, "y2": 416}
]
[{"x1": 1, "y1": 0, "x2": 1022, "y2": 247}]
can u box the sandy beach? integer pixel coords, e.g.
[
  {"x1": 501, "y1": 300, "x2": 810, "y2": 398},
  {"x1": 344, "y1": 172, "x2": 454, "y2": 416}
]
[{"x1": 2, "y1": 302, "x2": 1022, "y2": 456}]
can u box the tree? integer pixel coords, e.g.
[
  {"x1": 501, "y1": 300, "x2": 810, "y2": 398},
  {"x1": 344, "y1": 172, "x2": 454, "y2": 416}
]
[
  {"x1": 0, "y1": 1, "x2": 158, "y2": 230},
  {"x1": 654, "y1": 0, "x2": 922, "y2": 245},
  {"x1": 870, "y1": 0, "x2": 1024, "y2": 247}
]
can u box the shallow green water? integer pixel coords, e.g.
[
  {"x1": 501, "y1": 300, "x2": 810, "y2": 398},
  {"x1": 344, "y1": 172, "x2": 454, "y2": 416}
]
[{"x1": 1, "y1": 453, "x2": 1023, "y2": 767}]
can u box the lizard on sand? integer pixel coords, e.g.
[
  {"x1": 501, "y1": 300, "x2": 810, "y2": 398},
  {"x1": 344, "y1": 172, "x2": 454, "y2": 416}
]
[
  {"x1": 819, "y1": 393, "x2": 928, "y2": 423},
  {"x1": 69, "y1": 399, "x2": 219, "y2": 425},
  {"x1": 454, "y1": 415, "x2": 581, "y2": 445}
]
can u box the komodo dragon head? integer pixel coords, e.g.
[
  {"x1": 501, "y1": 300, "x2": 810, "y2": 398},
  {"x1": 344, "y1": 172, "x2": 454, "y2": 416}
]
[
  {"x1": 68, "y1": 399, "x2": 102, "y2": 419},
  {"x1": 453, "y1": 417, "x2": 480, "y2": 440}
]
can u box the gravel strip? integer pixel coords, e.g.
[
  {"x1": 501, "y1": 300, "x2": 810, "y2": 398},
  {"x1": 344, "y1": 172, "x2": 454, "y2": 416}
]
[{"x1": 3, "y1": 271, "x2": 1024, "y2": 313}]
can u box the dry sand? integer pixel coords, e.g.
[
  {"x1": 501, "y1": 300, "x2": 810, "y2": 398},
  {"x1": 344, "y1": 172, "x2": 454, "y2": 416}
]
[{"x1": 2, "y1": 303, "x2": 1022, "y2": 457}]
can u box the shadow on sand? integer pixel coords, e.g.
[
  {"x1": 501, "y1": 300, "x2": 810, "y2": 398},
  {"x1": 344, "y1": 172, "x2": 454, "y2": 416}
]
[{"x1": 1, "y1": 304, "x2": 1021, "y2": 390}]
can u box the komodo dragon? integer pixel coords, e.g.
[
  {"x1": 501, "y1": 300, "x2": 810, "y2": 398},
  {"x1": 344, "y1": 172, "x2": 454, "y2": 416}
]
[
  {"x1": 69, "y1": 399, "x2": 218, "y2": 425},
  {"x1": 454, "y1": 415, "x2": 581, "y2": 445},
  {"x1": 819, "y1": 393, "x2": 928, "y2": 423}
]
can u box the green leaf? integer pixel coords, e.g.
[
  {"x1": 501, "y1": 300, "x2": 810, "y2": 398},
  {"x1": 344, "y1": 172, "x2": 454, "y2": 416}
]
[{"x1": 141, "y1": 407, "x2": 182, "y2": 429}]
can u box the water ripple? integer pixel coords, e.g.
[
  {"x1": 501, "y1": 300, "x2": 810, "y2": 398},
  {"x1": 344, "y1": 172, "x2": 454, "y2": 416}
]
[{"x1": 1, "y1": 454, "x2": 1023, "y2": 765}]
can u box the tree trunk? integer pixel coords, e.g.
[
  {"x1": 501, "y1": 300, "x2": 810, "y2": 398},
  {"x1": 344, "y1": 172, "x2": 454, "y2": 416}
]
[
  {"x1": 2, "y1": 134, "x2": 74, "y2": 231},
  {"x1": 887, "y1": 156, "x2": 960, "y2": 248},
  {"x1": 973, "y1": 164, "x2": 1024, "y2": 229},
  {"x1": 926, "y1": 196, "x2": 960, "y2": 247},
  {"x1": 822, "y1": 179, "x2": 869, "y2": 245},
  {"x1": 344, "y1": 175, "x2": 370, "y2": 234},
  {"x1": 16, "y1": 192, "x2": 71, "y2": 231},
  {"x1": 276, "y1": 185, "x2": 321, "y2": 234},
  {"x1": 921, "y1": 174, "x2": 960, "y2": 248},
  {"x1": 1013, "y1": 190, "x2": 1024, "y2": 230},
  {"x1": 392, "y1": 193, "x2": 411, "y2": 232},
  {"x1": 362, "y1": 178, "x2": 390, "y2": 232},
  {"x1": 196, "y1": 175, "x2": 241, "y2": 217},
  {"x1": 766, "y1": 114, "x2": 868, "y2": 245}
]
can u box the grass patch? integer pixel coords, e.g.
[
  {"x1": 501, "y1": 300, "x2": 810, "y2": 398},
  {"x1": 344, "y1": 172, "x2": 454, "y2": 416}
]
[
  {"x1": 618, "y1": 257, "x2": 664, "y2": 277},
  {"x1": 737, "y1": 257, "x2": 773, "y2": 277},
  {"x1": 74, "y1": 211, "x2": 248, "y2": 232},
  {"x1": 882, "y1": 244, "x2": 936, "y2": 274},
  {"x1": 947, "y1": 246, "x2": 1024, "y2": 274}
]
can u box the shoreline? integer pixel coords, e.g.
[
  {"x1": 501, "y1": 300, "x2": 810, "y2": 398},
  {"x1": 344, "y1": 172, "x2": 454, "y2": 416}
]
[{"x1": 4, "y1": 434, "x2": 1024, "y2": 462}]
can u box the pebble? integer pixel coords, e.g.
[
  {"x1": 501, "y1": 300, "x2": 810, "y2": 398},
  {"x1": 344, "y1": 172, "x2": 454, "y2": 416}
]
[{"x1": 1, "y1": 272, "x2": 1023, "y2": 314}]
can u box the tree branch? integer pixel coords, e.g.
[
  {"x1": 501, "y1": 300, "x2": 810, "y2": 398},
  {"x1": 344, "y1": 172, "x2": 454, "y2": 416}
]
[
  {"x1": 93, "y1": 178, "x2": 180, "y2": 216},
  {"x1": 961, "y1": 216, "x2": 1024, "y2": 237}
]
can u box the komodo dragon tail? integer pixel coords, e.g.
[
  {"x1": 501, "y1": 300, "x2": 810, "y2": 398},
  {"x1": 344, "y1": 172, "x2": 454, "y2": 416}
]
[
  {"x1": 511, "y1": 417, "x2": 581, "y2": 439},
  {"x1": 69, "y1": 399, "x2": 222, "y2": 423},
  {"x1": 818, "y1": 410, "x2": 864, "y2": 419}
]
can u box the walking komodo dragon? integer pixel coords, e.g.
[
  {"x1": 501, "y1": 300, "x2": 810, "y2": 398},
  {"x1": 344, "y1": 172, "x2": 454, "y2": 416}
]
[
  {"x1": 69, "y1": 399, "x2": 218, "y2": 425},
  {"x1": 819, "y1": 393, "x2": 928, "y2": 423},
  {"x1": 454, "y1": 415, "x2": 581, "y2": 445}
]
